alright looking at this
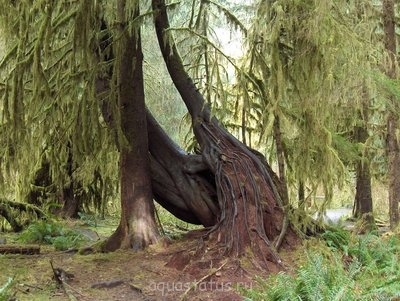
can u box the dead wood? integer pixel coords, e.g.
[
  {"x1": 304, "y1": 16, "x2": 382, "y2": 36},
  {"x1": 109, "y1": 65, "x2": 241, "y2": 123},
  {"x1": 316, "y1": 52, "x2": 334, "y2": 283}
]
[
  {"x1": 0, "y1": 245, "x2": 40, "y2": 255},
  {"x1": 50, "y1": 260, "x2": 80, "y2": 301}
]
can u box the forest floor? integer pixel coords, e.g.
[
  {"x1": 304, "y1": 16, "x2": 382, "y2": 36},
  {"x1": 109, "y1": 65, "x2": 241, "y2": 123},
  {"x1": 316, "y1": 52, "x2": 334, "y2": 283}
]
[{"x1": 0, "y1": 218, "x2": 300, "y2": 301}]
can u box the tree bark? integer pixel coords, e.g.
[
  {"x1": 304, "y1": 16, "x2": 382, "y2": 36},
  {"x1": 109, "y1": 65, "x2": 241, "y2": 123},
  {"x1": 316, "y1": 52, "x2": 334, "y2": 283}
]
[
  {"x1": 147, "y1": 110, "x2": 219, "y2": 226},
  {"x1": 58, "y1": 145, "x2": 81, "y2": 218},
  {"x1": 353, "y1": 89, "x2": 373, "y2": 221},
  {"x1": 94, "y1": 20, "x2": 219, "y2": 228},
  {"x1": 103, "y1": 0, "x2": 159, "y2": 251},
  {"x1": 383, "y1": 0, "x2": 400, "y2": 229},
  {"x1": 152, "y1": 0, "x2": 288, "y2": 265},
  {"x1": 354, "y1": 160, "x2": 373, "y2": 217}
]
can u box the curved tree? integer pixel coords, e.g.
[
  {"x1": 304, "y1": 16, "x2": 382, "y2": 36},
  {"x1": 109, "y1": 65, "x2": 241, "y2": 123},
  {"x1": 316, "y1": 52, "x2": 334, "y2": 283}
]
[
  {"x1": 97, "y1": 0, "x2": 289, "y2": 263},
  {"x1": 150, "y1": 0, "x2": 287, "y2": 264}
]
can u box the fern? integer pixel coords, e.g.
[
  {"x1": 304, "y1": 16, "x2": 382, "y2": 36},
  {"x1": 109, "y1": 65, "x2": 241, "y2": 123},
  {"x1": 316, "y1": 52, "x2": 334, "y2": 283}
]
[
  {"x1": 241, "y1": 233, "x2": 400, "y2": 301},
  {"x1": 320, "y1": 226, "x2": 350, "y2": 253},
  {"x1": 18, "y1": 221, "x2": 85, "y2": 250},
  {"x1": 242, "y1": 251, "x2": 360, "y2": 301},
  {"x1": 295, "y1": 253, "x2": 358, "y2": 301}
]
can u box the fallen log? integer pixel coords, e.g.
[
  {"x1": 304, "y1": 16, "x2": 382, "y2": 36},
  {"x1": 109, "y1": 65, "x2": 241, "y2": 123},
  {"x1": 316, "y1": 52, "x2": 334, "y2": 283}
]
[{"x1": 0, "y1": 245, "x2": 40, "y2": 254}]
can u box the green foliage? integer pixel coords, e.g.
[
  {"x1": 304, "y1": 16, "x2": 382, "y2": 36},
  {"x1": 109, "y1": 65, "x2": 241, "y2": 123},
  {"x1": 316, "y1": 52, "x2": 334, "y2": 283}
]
[
  {"x1": 241, "y1": 233, "x2": 400, "y2": 301},
  {"x1": 18, "y1": 221, "x2": 85, "y2": 251},
  {"x1": 243, "y1": 252, "x2": 360, "y2": 301},
  {"x1": 0, "y1": 0, "x2": 119, "y2": 213},
  {"x1": 234, "y1": 0, "x2": 384, "y2": 210},
  {"x1": 373, "y1": 71, "x2": 400, "y2": 111},
  {"x1": 320, "y1": 226, "x2": 351, "y2": 253},
  {"x1": 0, "y1": 277, "x2": 14, "y2": 301}
]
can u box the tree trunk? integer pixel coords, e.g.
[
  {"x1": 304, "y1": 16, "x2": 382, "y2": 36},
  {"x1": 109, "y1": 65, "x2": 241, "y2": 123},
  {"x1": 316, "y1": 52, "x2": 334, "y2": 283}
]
[
  {"x1": 354, "y1": 160, "x2": 373, "y2": 217},
  {"x1": 26, "y1": 161, "x2": 51, "y2": 206},
  {"x1": 94, "y1": 21, "x2": 219, "y2": 228},
  {"x1": 353, "y1": 89, "x2": 373, "y2": 221},
  {"x1": 103, "y1": 0, "x2": 159, "y2": 251},
  {"x1": 147, "y1": 110, "x2": 219, "y2": 226},
  {"x1": 152, "y1": 0, "x2": 288, "y2": 265},
  {"x1": 383, "y1": 0, "x2": 400, "y2": 229},
  {"x1": 298, "y1": 180, "x2": 306, "y2": 210},
  {"x1": 387, "y1": 112, "x2": 400, "y2": 229},
  {"x1": 58, "y1": 145, "x2": 80, "y2": 218}
]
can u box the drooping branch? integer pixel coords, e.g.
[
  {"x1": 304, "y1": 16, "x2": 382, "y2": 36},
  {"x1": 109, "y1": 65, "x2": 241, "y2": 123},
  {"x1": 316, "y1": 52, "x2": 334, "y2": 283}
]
[{"x1": 0, "y1": 199, "x2": 47, "y2": 232}]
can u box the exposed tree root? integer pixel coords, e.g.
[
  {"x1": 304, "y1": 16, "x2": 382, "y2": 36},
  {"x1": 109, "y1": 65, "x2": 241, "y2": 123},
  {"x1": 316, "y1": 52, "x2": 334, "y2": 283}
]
[{"x1": 197, "y1": 121, "x2": 285, "y2": 266}]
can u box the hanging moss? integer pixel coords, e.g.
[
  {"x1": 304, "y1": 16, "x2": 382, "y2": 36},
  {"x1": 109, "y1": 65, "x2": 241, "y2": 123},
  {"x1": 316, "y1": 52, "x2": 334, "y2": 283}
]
[
  {"x1": 0, "y1": 0, "x2": 119, "y2": 213},
  {"x1": 234, "y1": 0, "x2": 383, "y2": 210}
]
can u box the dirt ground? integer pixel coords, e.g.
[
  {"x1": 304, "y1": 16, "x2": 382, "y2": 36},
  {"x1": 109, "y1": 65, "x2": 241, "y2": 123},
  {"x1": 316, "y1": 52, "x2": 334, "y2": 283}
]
[{"x1": 0, "y1": 228, "x2": 296, "y2": 301}]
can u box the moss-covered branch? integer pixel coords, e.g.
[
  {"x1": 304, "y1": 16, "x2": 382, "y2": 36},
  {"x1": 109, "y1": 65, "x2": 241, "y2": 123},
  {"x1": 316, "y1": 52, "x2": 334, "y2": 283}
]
[{"x1": 0, "y1": 199, "x2": 47, "y2": 232}]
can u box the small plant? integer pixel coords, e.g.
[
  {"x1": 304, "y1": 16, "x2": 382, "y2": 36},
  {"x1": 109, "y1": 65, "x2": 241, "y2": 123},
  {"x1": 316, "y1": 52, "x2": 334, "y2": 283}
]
[
  {"x1": 0, "y1": 277, "x2": 14, "y2": 301},
  {"x1": 18, "y1": 221, "x2": 85, "y2": 250},
  {"x1": 348, "y1": 234, "x2": 400, "y2": 298},
  {"x1": 51, "y1": 235, "x2": 82, "y2": 251}
]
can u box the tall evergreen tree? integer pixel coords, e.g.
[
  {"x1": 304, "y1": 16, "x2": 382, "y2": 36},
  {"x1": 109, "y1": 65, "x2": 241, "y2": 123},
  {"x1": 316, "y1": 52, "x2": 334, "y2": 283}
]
[
  {"x1": 102, "y1": 0, "x2": 159, "y2": 250},
  {"x1": 382, "y1": 0, "x2": 400, "y2": 228}
]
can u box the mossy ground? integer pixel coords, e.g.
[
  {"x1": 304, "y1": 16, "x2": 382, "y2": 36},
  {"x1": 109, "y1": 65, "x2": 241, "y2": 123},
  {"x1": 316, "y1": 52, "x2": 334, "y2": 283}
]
[
  {"x1": 0, "y1": 213, "x2": 274, "y2": 301},
  {"x1": 1, "y1": 205, "x2": 396, "y2": 301}
]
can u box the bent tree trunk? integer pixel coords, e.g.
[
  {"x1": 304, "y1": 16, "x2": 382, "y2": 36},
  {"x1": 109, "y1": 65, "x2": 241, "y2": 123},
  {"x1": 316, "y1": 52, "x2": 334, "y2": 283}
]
[
  {"x1": 147, "y1": 110, "x2": 219, "y2": 227},
  {"x1": 152, "y1": 0, "x2": 287, "y2": 264},
  {"x1": 103, "y1": 0, "x2": 159, "y2": 251}
]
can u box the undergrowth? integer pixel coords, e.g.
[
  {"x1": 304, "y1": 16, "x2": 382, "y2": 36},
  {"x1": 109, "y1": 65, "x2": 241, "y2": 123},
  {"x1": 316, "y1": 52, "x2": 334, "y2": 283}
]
[
  {"x1": 241, "y1": 227, "x2": 400, "y2": 301},
  {"x1": 18, "y1": 220, "x2": 86, "y2": 251}
]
